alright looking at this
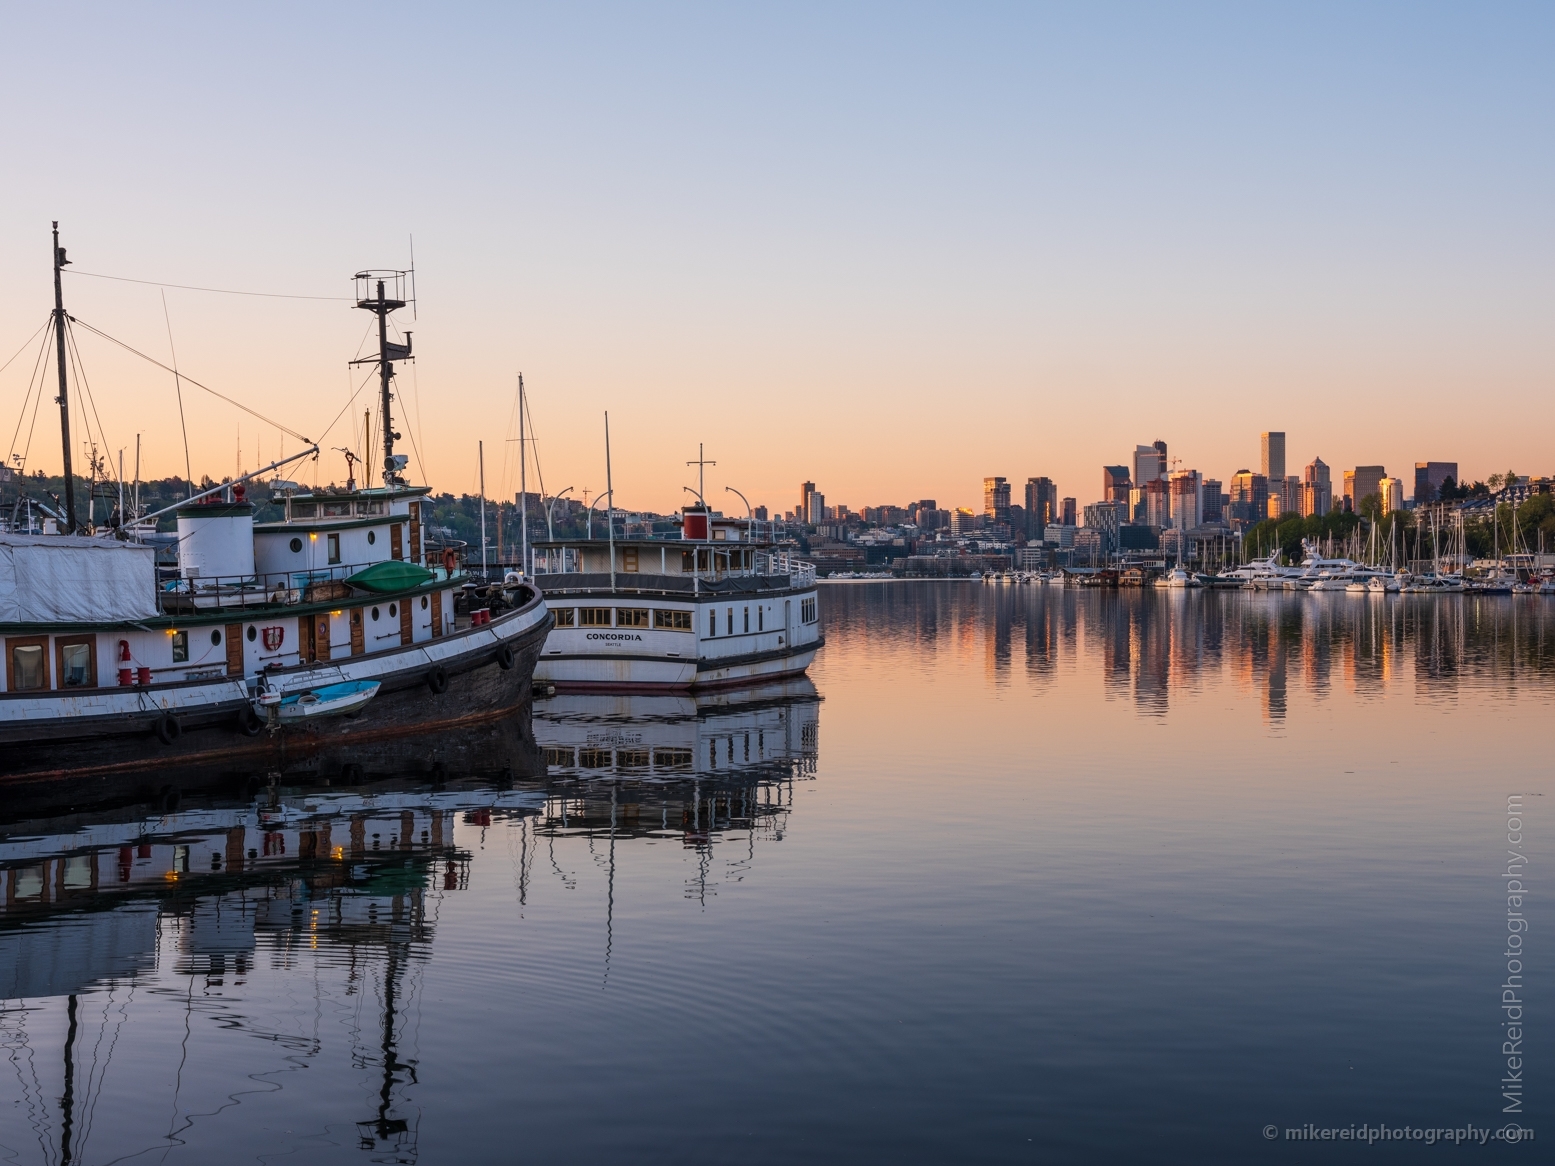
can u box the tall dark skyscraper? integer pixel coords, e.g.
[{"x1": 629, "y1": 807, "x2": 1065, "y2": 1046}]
[
  {"x1": 1102, "y1": 466, "x2": 1131, "y2": 503},
  {"x1": 1414, "y1": 462, "x2": 1458, "y2": 503},
  {"x1": 983, "y1": 476, "x2": 1011, "y2": 523},
  {"x1": 1025, "y1": 477, "x2": 1057, "y2": 536}
]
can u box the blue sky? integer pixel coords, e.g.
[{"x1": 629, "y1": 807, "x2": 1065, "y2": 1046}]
[{"x1": 1, "y1": 3, "x2": 1549, "y2": 512}]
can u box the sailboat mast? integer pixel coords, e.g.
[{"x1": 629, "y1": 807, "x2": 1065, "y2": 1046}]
[
  {"x1": 376, "y1": 280, "x2": 394, "y2": 481},
  {"x1": 479, "y1": 440, "x2": 487, "y2": 576},
  {"x1": 605, "y1": 412, "x2": 615, "y2": 594},
  {"x1": 52, "y1": 223, "x2": 78, "y2": 534},
  {"x1": 519, "y1": 374, "x2": 527, "y2": 578}
]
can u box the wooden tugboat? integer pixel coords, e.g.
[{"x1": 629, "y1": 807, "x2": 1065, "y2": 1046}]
[{"x1": 0, "y1": 234, "x2": 551, "y2": 785}]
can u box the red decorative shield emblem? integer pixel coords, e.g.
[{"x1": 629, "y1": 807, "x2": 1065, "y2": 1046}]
[{"x1": 262, "y1": 626, "x2": 285, "y2": 651}]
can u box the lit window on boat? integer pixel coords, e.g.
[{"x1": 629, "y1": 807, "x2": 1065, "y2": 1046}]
[
  {"x1": 543, "y1": 746, "x2": 575, "y2": 767},
  {"x1": 172, "y1": 630, "x2": 189, "y2": 664},
  {"x1": 653, "y1": 749, "x2": 692, "y2": 771},
  {"x1": 579, "y1": 608, "x2": 611, "y2": 627},
  {"x1": 327, "y1": 533, "x2": 341, "y2": 564},
  {"x1": 616, "y1": 749, "x2": 650, "y2": 770},
  {"x1": 653, "y1": 609, "x2": 692, "y2": 630},
  {"x1": 616, "y1": 608, "x2": 649, "y2": 628},
  {"x1": 60, "y1": 641, "x2": 92, "y2": 687},
  {"x1": 578, "y1": 748, "x2": 612, "y2": 769}
]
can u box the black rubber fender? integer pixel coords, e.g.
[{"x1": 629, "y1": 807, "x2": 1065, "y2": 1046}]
[
  {"x1": 426, "y1": 665, "x2": 449, "y2": 694},
  {"x1": 154, "y1": 711, "x2": 182, "y2": 745},
  {"x1": 237, "y1": 705, "x2": 264, "y2": 736},
  {"x1": 496, "y1": 643, "x2": 515, "y2": 670}
]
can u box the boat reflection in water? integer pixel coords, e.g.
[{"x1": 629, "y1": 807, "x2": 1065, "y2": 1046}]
[{"x1": 0, "y1": 682, "x2": 820, "y2": 1165}]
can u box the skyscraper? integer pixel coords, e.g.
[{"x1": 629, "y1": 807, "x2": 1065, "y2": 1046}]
[
  {"x1": 1024, "y1": 478, "x2": 1057, "y2": 535},
  {"x1": 983, "y1": 476, "x2": 1011, "y2": 523},
  {"x1": 799, "y1": 482, "x2": 815, "y2": 520},
  {"x1": 1261, "y1": 432, "x2": 1286, "y2": 482},
  {"x1": 1414, "y1": 462, "x2": 1458, "y2": 504},
  {"x1": 1301, "y1": 458, "x2": 1331, "y2": 517},
  {"x1": 1347, "y1": 465, "x2": 1385, "y2": 511},
  {"x1": 1061, "y1": 497, "x2": 1076, "y2": 526},
  {"x1": 1168, "y1": 470, "x2": 1202, "y2": 530},
  {"x1": 1201, "y1": 479, "x2": 1224, "y2": 524},
  {"x1": 1102, "y1": 466, "x2": 1131, "y2": 503},
  {"x1": 1229, "y1": 470, "x2": 1268, "y2": 527},
  {"x1": 1132, "y1": 444, "x2": 1165, "y2": 488}
]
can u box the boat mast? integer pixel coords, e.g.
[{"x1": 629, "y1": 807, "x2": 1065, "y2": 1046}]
[
  {"x1": 52, "y1": 223, "x2": 78, "y2": 533},
  {"x1": 352, "y1": 272, "x2": 410, "y2": 487},
  {"x1": 479, "y1": 440, "x2": 487, "y2": 576},
  {"x1": 605, "y1": 411, "x2": 615, "y2": 594},
  {"x1": 519, "y1": 374, "x2": 527, "y2": 578}
]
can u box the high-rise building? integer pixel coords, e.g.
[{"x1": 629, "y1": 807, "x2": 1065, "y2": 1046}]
[
  {"x1": 983, "y1": 476, "x2": 1011, "y2": 523},
  {"x1": 754, "y1": 505, "x2": 769, "y2": 522},
  {"x1": 1201, "y1": 479, "x2": 1224, "y2": 524},
  {"x1": 1301, "y1": 458, "x2": 1331, "y2": 517},
  {"x1": 806, "y1": 491, "x2": 826, "y2": 525},
  {"x1": 1082, "y1": 501, "x2": 1126, "y2": 553},
  {"x1": 799, "y1": 482, "x2": 816, "y2": 520},
  {"x1": 1102, "y1": 466, "x2": 1132, "y2": 503},
  {"x1": 1414, "y1": 462, "x2": 1458, "y2": 504},
  {"x1": 1261, "y1": 432, "x2": 1286, "y2": 482},
  {"x1": 1346, "y1": 466, "x2": 1385, "y2": 512},
  {"x1": 1024, "y1": 478, "x2": 1057, "y2": 535},
  {"x1": 1229, "y1": 470, "x2": 1268, "y2": 527},
  {"x1": 1133, "y1": 444, "x2": 1165, "y2": 488},
  {"x1": 1168, "y1": 470, "x2": 1202, "y2": 530},
  {"x1": 1061, "y1": 497, "x2": 1076, "y2": 526},
  {"x1": 1380, "y1": 478, "x2": 1405, "y2": 515}
]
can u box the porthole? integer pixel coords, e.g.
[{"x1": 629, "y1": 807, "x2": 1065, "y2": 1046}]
[
  {"x1": 211, "y1": 630, "x2": 221, "y2": 645},
  {"x1": 246, "y1": 626, "x2": 257, "y2": 642},
  {"x1": 371, "y1": 607, "x2": 380, "y2": 621},
  {"x1": 368, "y1": 530, "x2": 376, "y2": 545},
  {"x1": 389, "y1": 603, "x2": 397, "y2": 617},
  {"x1": 421, "y1": 596, "x2": 428, "y2": 609},
  {"x1": 289, "y1": 537, "x2": 303, "y2": 553}
]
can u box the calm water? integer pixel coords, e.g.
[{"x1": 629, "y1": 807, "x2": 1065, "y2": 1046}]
[{"x1": 1, "y1": 584, "x2": 1548, "y2": 1163}]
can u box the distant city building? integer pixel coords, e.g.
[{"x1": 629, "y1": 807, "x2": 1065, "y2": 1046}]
[
  {"x1": 1414, "y1": 462, "x2": 1458, "y2": 504},
  {"x1": 1133, "y1": 444, "x2": 1165, "y2": 488},
  {"x1": 1024, "y1": 478, "x2": 1057, "y2": 537},
  {"x1": 754, "y1": 505, "x2": 768, "y2": 522},
  {"x1": 1201, "y1": 479, "x2": 1224, "y2": 524},
  {"x1": 1043, "y1": 524, "x2": 1077, "y2": 548},
  {"x1": 1117, "y1": 524, "x2": 1160, "y2": 551},
  {"x1": 1131, "y1": 479, "x2": 1168, "y2": 527},
  {"x1": 1168, "y1": 470, "x2": 1202, "y2": 531},
  {"x1": 1102, "y1": 466, "x2": 1132, "y2": 503},
  {"x1": 983, "y1": 476, "x2": 1011, "y2": 523},
  {"x1": 1301, "y1": 458, "x2": 1331, "y2": 517},
  {"x1": 1082, "y1": 501, "x2": 1126, "y2": 552},
  {"x1": 1380, "y1": 477, "x2": 1405, "y2": 515},
  {"x1": 799, "y1": 481, "x2": 816, "y2": 520},
  {"x1": 806, "y1": 491, "x2": 826, "y2": 525},
  {"x1": 1346, "y1": 465, "x2": 1385, "y2": 512},
  {"x1": 1060, "y1": 497, "x2": 1076, "y2": 526},
  {"x1": 950, "y1": 507, "x2": 982, "y2": 534},
  {"x1": 1261, "y1": 432, "x2": 1286, "y2": 482},
  {"x1": 1228, "y1": 470, "x2": 1268, "y2": 527}
]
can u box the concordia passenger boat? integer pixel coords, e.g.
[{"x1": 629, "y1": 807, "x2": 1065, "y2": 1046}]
[
  {"x1": 0, "y1": 233, "x2": 551, "y2": 783},
  {"x1": 530, "y1": 493, "x2": 821, "y2": 692}
]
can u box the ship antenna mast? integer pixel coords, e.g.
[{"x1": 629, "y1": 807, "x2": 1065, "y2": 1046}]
[
  {"x1": 351, "y1": 270, "x2": 412, "y2": 487},
  {"x1": 52, "y1": 222, "x2": 78, "y2": 533}
]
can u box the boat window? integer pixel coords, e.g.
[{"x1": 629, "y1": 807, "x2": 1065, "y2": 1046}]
[
  {"x1": 708, "y1": 610, "x2": 716, "y2": 637},
  {"x1": 327, "y1": 533, "x2": 341, "y2": 565},
  {"x1": 802, "y1": 597, "x2": 817, "y2": 624},
  {"x1": 172, "y1": 630, "x2": 189, "y2": 663},
  {"x1": 553, "y1": 608, "x2": 576, "y2": 627},
  {"x1": 57, "y1": 637, "x2": 95, "y2": 688},
  {"x1": 758, "y1": 606, "x2": 764, "y2": 631},
  {"x1": 367, "y1": 500, "x2": 386, "y2": 515},
  {"x1": 210, "y1": 630, "x2": 221, "y2": 645},
  {"x1": 371, "y1": 607, "x2": 380, "y2": 621},
  {"x1": 727, "y1": 608, "x2": 734, "y2": 635},
  {"x1": 743, "y1": 607, "x2": 749, "y2": 633},
  {"x1": 653, "y1": 748, "x2": 692, "y2": 771},
  {"x1": 544, "y1": 746, "x2": 575, "y2": 767},
  {"x1": 247, "y1": 625, "x2": 257, "y2": 642},
  {"x1": 616, "y1": 749, "x2": 650, "y2": 770},
  {"x1": 578, "y1": 748, "x2": 612, "y2": 769},
  {"x1": 616, "y1": 608, "x2": 649, "y2": 628},
  {"x1": 653, "y1": 609, "x2": 692, "y2": 630},
  {"x1": 322, "y1": 501, "x2": 352, "y2": 518},
  {"x1": 290, "y1": 537, "x2": 303, "y2": 554},
  {"x1": 291, "y1": 503, "x2": 317, "y2": 519},
  {"x1": 368, "y1": 530, "x2": 376, "y2": 545},
  {"x1": 579, "y1": 608, "x2": 612, "y2": 627},
  {"x1": 389, "y1": 603, "x2": 397, "y2": 617},
  {"x1": 421, "y1": 596, "x2": 429, "y2": 609}
]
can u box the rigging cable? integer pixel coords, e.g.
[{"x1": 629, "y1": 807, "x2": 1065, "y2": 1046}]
[
  {"x1": 314, "y1": 363, "x2": 384, "y2": 451},
  {"x1": 65, "y1": 269, "x2": 352, "y2": 301},
  {"x1": 67, "y1": 315, "x2": 312, "y2": 443},
  {"x1": 160, "y1": 292, "x2": 194, "y2": 498},
  {"x1": 65, "y1": 318, "x2": 122, "y2": 492},
  {"x1": 0, "y1": 317, "x2": 51, "y2": 378},
  {"x1": 6, "y1": 321, "x2": 55, "y2": 469}
]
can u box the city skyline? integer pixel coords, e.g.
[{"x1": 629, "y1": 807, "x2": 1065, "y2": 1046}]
[{"x1": 1, "y1": 5, "x2": 1550, "y2": 517}]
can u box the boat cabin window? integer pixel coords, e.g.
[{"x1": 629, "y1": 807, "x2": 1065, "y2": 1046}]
[
  {"x1": 802, "y1": 598, "x2": 817, "y2": 624},
  {"x1": 172, "y1": 630, "x2": 189, "y2": 663},
  {"x1": 654, "y1": 748, "x2": 692, "y2": 771},
  {"x1": 56, "y1": 636, "x2": 96, "y2": 688},
  {"x1": 579, "y1": 608, "x2": 612, "y2": 627},
  {"x1": 544, "y1": 746, "x2": 575, "y2": 767},
  {"x1": 321, "y1": 501, "x2": 352, "y2": 518},
  {"x1": 579, "y1": 748, "x2": 612, "y2": 769},
  {"x1": 290, "y1": 502, "x2": 317, "y2": 519},
  {"x1": 653, "y1": 609, "x2": 692, "y2": 630},
  {"x1": 727, "y1": 608, "x2": 734, "y2": 635},
  {"x1": 743, "y1": 607, "x2": 749, "y2": 633},
  {"x1": 758, "y1": 606, "x2": 764, "y2": 631},
  {"x1": 365, "y1": 500, "x2": 386, "y2": 515},
  {"x1": 617, "y1": 608, "x2": 649, "y2": 628},
  {"x1": 707, "y1": 610, "x2": 716, "y2": 637},
  {"x1": 617, "y1": 749, "x2": 649, "y2": 770},
  {"x1": 553, "y1": 608, "x2": 576, "y2": 627},
  {"x1": 327, "y1": 533, "x2": 341, "y2": 565},
  {"x1": 6, "y1": 638, "x2": 49, "y2": 691}
]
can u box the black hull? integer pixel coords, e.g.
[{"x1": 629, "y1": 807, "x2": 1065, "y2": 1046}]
[{"x1": 0, "y1": 618, "x2": 549, "y2": 795}]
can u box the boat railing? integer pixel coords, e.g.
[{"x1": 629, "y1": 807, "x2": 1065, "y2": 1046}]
[{"x1": 158, "y1": 559, "x2": 457, "y2": 612}]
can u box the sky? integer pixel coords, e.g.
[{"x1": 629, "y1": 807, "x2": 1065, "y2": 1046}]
[{"x1": 0, "y1": 2, "x2": 1550, "y2": 516}]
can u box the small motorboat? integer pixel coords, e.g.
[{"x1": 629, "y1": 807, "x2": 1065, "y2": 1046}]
[{"x1": 265, "y1": 680, "x2": 382, "y2": 723}]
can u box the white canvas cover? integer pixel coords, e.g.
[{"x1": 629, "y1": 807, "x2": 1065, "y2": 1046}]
[{"x1": 0, "y1": 534, "x2": 159, "y2": 624}]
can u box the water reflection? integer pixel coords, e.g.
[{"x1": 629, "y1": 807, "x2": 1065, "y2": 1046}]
[
  {"x1": 0, "y1": 685, "x2": 820, "y2": 1166},
  {"x1": 821, "y1": 583, "x2": 1555, "y2": 721}
]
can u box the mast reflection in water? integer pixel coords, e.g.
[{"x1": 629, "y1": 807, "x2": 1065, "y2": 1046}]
[{"x1": 0, "y1": 685, "x2": 819, "y2": 1166}]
